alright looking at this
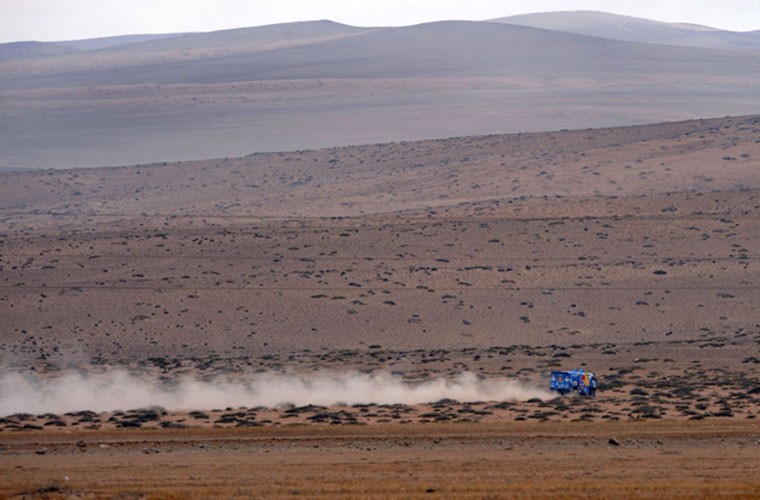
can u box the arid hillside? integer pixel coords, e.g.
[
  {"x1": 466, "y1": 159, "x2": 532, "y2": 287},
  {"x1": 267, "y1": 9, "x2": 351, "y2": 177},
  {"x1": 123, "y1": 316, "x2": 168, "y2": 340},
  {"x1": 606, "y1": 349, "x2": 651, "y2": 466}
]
[
  {"x1": 2, "y1": 11, "x2": 760, "y2": 498},
  {"x1": 1, "y1": 115, "x2": 759, "y2": 365}
]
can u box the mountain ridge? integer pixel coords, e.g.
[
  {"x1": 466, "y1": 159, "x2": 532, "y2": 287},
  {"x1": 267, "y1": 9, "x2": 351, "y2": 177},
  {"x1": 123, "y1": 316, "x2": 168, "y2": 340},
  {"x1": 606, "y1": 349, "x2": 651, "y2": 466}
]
[
  {"x1": 493, "y1": 10, "x2": 760, "y2": 50},
  {"x1": 1, "y1": 14, "x2": 758, "y2": 169},
  {"x1": 3, "y1": 20, "x2": 759, "y2": 89},
  {"x1": 4, "y1": 10, "x2": 759, "y2": 58}
]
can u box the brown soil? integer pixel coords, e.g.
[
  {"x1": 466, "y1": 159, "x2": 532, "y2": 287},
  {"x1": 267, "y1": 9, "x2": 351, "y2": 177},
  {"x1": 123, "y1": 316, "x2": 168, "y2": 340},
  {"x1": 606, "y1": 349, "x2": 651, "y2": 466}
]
[{"x1": 1, "y1": 421, "x2": 759, "y2": 499}]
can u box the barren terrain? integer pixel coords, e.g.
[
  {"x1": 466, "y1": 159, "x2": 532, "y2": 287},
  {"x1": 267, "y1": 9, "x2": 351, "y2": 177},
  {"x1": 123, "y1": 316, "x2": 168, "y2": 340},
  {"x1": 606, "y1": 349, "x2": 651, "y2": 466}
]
[
  {"x1": 2, "y1": 114, "x2": 760, "y2": 360},
  {"x1": 2, "y1": 421, "x2": 759, "y2": 499},
  {"x1": 1, "y1": 115, "x2": 760, "y2": 497}
]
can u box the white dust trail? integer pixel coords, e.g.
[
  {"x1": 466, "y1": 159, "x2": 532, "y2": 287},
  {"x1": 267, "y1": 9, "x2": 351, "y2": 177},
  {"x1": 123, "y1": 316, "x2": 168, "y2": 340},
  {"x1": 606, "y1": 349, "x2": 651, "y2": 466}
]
[{"x1": 0, "y1": 370, "x2": 553, "y2": 415}]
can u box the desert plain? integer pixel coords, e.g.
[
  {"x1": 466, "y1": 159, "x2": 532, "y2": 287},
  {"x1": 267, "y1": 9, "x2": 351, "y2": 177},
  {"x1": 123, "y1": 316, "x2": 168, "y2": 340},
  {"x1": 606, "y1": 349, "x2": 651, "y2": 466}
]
[{"x1": 0, "y1": 111, "x2": 759, "y2": 497}]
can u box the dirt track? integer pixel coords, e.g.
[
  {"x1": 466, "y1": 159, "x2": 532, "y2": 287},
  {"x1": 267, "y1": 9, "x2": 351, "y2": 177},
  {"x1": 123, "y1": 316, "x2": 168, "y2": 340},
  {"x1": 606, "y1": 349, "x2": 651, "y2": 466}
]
[{"x1": 1, "y1": 421, "x2": 759, "y2": 499}]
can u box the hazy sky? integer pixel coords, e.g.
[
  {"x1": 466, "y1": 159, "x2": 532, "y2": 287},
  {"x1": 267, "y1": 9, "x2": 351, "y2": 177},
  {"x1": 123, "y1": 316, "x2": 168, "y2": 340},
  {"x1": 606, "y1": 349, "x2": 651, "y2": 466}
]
[{"x1": 2, "y1": 0, "x2": 759, "y2": 43}]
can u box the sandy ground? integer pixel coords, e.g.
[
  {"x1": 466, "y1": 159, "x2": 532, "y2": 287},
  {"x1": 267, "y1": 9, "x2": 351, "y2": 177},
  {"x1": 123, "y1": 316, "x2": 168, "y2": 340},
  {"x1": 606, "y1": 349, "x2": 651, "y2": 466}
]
[{"x1": 1, "y1": 421, "x2": 759, "y2": 499}]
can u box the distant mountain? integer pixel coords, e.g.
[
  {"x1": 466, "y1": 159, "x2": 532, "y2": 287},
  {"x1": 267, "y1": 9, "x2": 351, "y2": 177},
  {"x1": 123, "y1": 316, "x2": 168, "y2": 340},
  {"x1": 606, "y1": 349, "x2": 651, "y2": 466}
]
[
  {"x1": 0, "y1": 34, "x2": 195, "y2": 63},
  {"x1": 3, "y1": 20, "x2": 758, "y2": 89},
  {"x1": 0, "y1": 20, "x2": 373, "y2": 87},
  {"x1": 1, "y1": 17, "x2": 759, "y2": 169},
  {"x1": 0, "y1": 20, "x2": 366, "y2": 57},
  {"x1": 0, "y1": 41, "x2": 75, "y2": 62},
  {"x1": 102, "y1": 20, "x2": 369, "y2": 53},
  {"x1": 493, "y1": 10, "x2": 760, "y2": 50},
  {"x1": 57, "y1": 33, "x2": 189, "y2": 52}
]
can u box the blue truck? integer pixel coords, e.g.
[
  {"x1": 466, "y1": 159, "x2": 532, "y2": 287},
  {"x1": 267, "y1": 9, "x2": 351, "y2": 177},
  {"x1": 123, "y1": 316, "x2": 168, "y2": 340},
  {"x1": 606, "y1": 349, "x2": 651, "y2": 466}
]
[{"x1": 550, "y1": 369, "x2": 597, "y2": 397}]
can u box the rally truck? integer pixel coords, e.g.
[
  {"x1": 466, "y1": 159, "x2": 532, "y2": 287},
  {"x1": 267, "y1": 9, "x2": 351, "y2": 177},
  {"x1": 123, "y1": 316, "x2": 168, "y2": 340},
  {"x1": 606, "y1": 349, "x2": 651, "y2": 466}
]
[{"x1": 550, "y1": 369, "x2": 597, "y2": 397}]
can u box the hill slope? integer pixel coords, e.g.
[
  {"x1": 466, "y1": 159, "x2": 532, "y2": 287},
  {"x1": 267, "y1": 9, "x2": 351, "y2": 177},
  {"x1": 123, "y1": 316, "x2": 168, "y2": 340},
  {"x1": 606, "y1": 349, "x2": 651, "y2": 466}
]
[
  {"x1": 57, "y1": 33, "x2": 189, "y2": 51},
  {"x1": 1, "y1": 116, "x2": 759, "y2": 359},
  {"x1": 0, "y1": 20, "x2": 372, "y2": 86},
  {"x1": 0, "y1": 41, "x2": 76, "y2": 62},
  {"x1": 493, "y1": 10, "x2": 760, "y2": 50}
]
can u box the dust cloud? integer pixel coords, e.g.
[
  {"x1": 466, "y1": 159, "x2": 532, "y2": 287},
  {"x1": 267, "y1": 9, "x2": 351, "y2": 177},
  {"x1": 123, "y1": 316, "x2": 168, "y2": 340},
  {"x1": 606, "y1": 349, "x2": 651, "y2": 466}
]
[{"x1": 0, "y1": 370, "x2": 553, "y2": 415}]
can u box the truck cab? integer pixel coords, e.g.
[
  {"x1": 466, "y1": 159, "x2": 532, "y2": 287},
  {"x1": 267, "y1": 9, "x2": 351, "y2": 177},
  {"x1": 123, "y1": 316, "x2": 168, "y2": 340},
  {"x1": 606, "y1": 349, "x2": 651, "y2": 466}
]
[{"x1": 550, "y1": 369, "x2": 597, "y2": 397}]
